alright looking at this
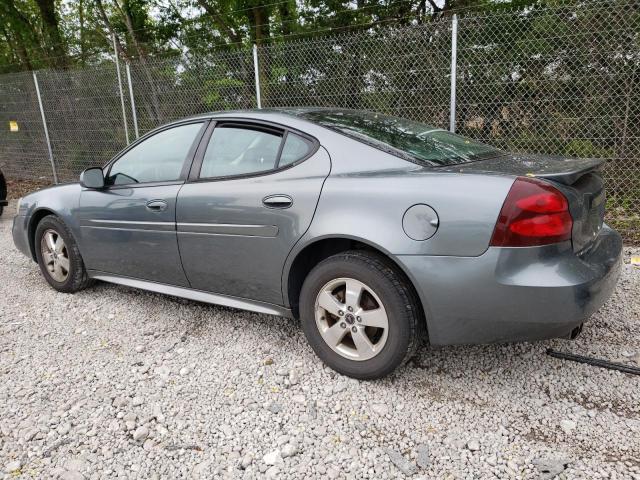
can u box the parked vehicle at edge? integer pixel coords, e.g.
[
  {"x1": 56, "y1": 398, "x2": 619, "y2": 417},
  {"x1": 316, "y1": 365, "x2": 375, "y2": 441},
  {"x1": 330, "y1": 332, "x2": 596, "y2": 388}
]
[
  {"x1": 0, "y1": 169, "x2": 7, "y2": 216},
  {"x1": 12, "y1": 109, "x2": 622, "y2": 379}
]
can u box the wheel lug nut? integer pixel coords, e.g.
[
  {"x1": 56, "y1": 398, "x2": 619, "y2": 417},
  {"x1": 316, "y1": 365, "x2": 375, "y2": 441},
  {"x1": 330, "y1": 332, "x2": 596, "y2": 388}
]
[
  {"x1": 351, "y1": 326, "x2": 357, "y2": 333},
  {"x1": 338, "y1": 310, "x2": 344, "y2": 316},
  {"x1": 340, "y1": 323, "x2": 346, "y2": 329},
  {"x1": 357, "y1": 317, "x2": 361, "y2": 322}
]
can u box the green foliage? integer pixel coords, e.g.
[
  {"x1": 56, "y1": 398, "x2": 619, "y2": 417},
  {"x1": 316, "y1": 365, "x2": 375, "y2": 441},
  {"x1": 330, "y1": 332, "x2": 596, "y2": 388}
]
[
  {"x1": 563, "y1": 140, "x2": 613, "y2": 160},
  {"x1": 203, "y1": 77, "x2": 246, "y2": 109}
]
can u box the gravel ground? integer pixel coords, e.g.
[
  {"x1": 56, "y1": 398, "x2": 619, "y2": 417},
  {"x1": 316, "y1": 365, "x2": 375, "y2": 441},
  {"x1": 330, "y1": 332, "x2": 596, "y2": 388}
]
[{"x1": 1, "y1": 200, "x2": 639, "y2": 480}]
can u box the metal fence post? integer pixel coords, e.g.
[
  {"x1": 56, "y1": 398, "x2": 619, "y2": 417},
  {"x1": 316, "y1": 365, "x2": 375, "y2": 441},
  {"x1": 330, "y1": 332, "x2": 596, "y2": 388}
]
[
  {"x1": 32, "y1": 71, "x2": 58, "y2": 184},
  {"x1": 449, "y1": 14, "x2": 458, "y2": 133},
  {"x1": 253, "y1": 44, "x2": 262, "y2": 109},
  {"x1": 112, "y1": 34, "x2": 130, "y2": 144},
  {"x1": 125, "y1": 63, "x2": 139, "y2": 139}
]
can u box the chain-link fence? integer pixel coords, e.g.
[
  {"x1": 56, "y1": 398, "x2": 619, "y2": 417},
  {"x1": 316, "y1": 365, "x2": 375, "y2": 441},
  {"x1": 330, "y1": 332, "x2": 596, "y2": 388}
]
[{"x1": 0, "y1": 2, "x2": 638, "y2": 240}]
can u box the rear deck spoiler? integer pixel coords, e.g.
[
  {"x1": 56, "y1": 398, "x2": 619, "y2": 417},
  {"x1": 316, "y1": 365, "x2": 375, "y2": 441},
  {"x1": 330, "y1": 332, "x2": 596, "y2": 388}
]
[
  {"x1": 532, "y1": 158, "x2": 605, "y2": 185},
  {"x1": 445, "y1": 155, "x2": 606, "y2": 186}
]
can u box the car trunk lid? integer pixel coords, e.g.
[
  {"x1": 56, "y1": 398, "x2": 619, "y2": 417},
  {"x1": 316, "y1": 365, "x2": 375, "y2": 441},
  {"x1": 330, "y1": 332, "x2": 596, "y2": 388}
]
[{"x1": 444, "y1": 153, "x2": 606, "y2": 253}]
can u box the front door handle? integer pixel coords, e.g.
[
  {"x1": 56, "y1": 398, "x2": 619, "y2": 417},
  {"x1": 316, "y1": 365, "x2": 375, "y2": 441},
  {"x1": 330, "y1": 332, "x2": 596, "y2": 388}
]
[
  {"x1": 262, "y1": 195, "x2": 293, "y2": 209},
  {"x1": 146, "y1": 200, "x2": 168, "y2": 212}
]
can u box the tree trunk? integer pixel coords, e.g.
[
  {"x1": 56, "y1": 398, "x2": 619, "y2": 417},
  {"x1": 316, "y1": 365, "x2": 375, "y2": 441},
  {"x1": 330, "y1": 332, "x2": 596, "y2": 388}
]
[
  {"x1": 78, "y1": 0, "x2": 86, "y2": 66},
  {"x1": 34, "y1": 0, "x2": 68, "y2": 68},
  {"x1": 113, "y1": 0, "x2": 162, "y2": 124},
  {"x1": 1, "y1": 26, "x2": 32, "y2": 70},
  {"x1": 196, "y1": 0, "x2": 243, "y2": 44},
  {"x1": 278, "y1": 1, "x2": 297, "y2": 37},
  {"x1": 95, "y1": 0, "x2": 127, "y2": 59},
  {"x1": 0, "y1": 0, "x2": 40, "y2": 69}
]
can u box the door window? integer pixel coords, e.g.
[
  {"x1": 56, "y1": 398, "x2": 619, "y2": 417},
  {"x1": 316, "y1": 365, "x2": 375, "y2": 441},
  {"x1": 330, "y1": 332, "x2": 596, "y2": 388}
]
[
  {"x1": 200, "y1": 126, "x2": 283, "y2": 178},
  {"x1": 107, "y1": 123, "x2": 203, "y2": 185}
]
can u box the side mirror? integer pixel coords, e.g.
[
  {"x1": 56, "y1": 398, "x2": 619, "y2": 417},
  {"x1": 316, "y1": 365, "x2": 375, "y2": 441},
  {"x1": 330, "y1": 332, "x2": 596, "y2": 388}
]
[{"x1": 80, "y1": 167, "x2": 105, "y2": 189}]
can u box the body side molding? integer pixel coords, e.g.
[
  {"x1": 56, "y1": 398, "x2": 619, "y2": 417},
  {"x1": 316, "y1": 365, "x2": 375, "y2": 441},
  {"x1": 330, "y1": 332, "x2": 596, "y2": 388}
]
[{"x1": 177, "y1": 222, "x2": 278, "y2": 237}]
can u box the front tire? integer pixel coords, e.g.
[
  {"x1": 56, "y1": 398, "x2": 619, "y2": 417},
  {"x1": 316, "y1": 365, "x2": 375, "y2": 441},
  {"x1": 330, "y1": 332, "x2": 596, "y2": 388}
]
[
  {"x1": 299, "y1": 250, "x2": 422, "y2": 379},
  {"x1": 34, "y1": 215, "x2": 93, "y2": 293}
]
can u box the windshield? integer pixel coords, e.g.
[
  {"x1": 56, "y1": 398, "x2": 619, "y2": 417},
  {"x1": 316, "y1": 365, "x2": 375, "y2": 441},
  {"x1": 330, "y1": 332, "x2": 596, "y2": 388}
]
[{"x1": 299, "y1": 110, "x2": 502, "y2": 166}]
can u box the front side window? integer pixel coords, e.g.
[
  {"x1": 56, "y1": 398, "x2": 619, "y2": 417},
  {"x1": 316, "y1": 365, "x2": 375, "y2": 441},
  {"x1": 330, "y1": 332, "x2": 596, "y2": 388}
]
[
  {"x1": 299, "y1": 110, "x2": 502, "y2": 166},
  {"x1": 200, "y1": 126, "x2": 283, "y2": 178},
  {"x1": 108, "y1": 123, "x2": 203, "y2": 185}
]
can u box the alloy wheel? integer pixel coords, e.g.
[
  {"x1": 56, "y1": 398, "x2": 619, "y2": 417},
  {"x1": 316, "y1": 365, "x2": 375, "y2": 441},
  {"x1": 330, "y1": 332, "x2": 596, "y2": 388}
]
[
  {"x1": 314, "y1": 277, "x2": 389, "y2": 361},
  {"x1": 40, "y1": 229, "x2": 69, "y2": 282}
]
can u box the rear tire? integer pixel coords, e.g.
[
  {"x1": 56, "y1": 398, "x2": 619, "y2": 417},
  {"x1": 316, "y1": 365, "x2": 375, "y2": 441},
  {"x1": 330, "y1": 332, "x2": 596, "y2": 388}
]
[
  {"x1": 34, "y1": 215, "x2": 93, "y2": 293},
  {"x1": 299, "y1": 250, "x2": 422, "y2": 379}
]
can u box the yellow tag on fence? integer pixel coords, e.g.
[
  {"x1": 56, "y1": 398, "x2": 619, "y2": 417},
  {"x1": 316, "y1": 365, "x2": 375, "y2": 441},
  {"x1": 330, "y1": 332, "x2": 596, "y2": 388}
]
[
  {"x1": 9, "y1": 120, "x2": 18, "y2": 132},
  {"x1": 631, "y1": 256, "x2": 640, "y2": 267}
]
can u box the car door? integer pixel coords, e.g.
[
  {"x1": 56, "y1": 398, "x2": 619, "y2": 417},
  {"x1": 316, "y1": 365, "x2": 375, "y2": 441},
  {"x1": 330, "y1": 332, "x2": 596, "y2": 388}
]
[
  {"x1": 78, "y1": 120, "x2": 207, "y2": 286},
  {"x1": 176, "y1": 120, "x2": 331, "y2": 305}
]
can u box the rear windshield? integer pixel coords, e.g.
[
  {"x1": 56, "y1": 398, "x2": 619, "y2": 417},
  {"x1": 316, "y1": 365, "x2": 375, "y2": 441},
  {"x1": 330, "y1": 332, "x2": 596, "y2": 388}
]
[{"x1": 299, "y1": 110, "x2": 502, "y2": 166}]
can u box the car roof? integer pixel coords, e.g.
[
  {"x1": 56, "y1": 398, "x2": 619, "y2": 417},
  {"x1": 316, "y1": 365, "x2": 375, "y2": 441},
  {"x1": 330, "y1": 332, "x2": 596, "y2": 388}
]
[
  {"x1": 167, "y1": 107, "x2": 360, "y2": 126},
  {"x1": 133, "y1": 108, "x2": 365, "y2": 146}
]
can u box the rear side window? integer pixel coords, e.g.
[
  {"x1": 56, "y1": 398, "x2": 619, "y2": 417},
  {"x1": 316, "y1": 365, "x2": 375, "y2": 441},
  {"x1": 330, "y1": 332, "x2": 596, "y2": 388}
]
[
  {"x1": 279, "y1": 133, "x2": 314, "y2": 167},
  {"x1": 200, "y1": 126, "x2": 283, "y2": 178},
  {"x1": 108, "y1": 123, "x2": 203, "y2": 185}
]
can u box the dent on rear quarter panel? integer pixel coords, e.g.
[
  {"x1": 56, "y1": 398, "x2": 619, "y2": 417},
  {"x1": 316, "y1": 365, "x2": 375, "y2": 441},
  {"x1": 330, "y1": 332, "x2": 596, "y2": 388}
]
[{"x1": 307, "y1": 168, "x2": 515, "y2": 257}]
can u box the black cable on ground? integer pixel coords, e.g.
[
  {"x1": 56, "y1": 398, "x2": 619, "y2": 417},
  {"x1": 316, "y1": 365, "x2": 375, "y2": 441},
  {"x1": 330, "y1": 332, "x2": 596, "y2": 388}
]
[{"x1": 546, "y1": 348, "x2": 640, "y2": 376}]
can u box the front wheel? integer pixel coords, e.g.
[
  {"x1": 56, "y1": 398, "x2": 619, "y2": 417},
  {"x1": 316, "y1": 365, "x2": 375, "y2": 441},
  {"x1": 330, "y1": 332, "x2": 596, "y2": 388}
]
[
  {"x1": 299, "y1": 250, "x2": 423, "y2": 379},
  {"x1": 34, "y1": 215, "x2": 93, "y2": 293}
]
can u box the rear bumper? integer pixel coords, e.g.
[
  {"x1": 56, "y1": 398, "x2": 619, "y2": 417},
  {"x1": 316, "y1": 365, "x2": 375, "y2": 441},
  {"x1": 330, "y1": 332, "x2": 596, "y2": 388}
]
[
  {"x1": 396, "y1": 225, "x2": 623, "y2": 346},
  {"x1": 12, "y1": 214, "x2": 32, "y2": 259}
]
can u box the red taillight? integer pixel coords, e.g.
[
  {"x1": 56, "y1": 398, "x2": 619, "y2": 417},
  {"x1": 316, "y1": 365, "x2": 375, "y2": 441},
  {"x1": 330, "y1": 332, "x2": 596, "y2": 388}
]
[{"x1": 490, "y1": 177, "x2": 573, "y2": 247}]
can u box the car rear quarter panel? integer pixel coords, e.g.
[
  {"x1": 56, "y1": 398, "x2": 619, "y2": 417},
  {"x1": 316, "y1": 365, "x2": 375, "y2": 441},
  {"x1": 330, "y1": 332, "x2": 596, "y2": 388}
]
[{"x1": 301, "y1": 145, "x2": 516, "y2": 257}]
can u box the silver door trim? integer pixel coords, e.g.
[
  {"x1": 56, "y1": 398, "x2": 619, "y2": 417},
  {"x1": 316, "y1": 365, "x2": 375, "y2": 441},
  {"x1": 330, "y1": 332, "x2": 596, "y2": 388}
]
[
  {"x1": 88, "y1": 271, "x2": 293, "y2": 318},
  {"x1": 177, "y1": 222, "x2": 278, "y2": 237},
  {"x1": 81, "y1": 219, "x2": 175, "y2": 232},
  {"x1": 89, "y1": 219, "x2": 173, "y2": 225}
]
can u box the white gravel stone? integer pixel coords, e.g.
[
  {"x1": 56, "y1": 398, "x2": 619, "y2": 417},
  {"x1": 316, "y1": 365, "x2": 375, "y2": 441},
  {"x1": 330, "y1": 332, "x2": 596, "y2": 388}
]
[
  {"x1": 560, "y1": 419, "x2": 577, "y2": 433},
  {"x1": 281, "y1": 443, "x2": 298, "y2": 458},
  {"x1": 371, "y1": 403, "x2": 389, "y2": 416},
  {"x1": 467, "y1": 439, "x2": 480, "y2": 451},
  {"x1": 57, "y1": 423, "x2": 71, "y2": 435},
  {"x1": 0, "y1": 206, "x2": 637, "y2": 480},
  {"x1": 416, "y1": 444, "x2": 430, "y2": 468},
  {"x1": 386, "y1": 449, "x2": 417, "y2": 475},
  {"x1": 60, "y1": 471, "x2": 84, "y2": 480},
  {"x1": 263, "y1": 450, "x2": 283, "y2": 466},
  {"x1": 326, "y1": 466, "x2": 340, "y2": 478},
  {"x1": 240, "y1": 453, "x2": 254, "y2": 469},
  {"x1": 265, "y1": 466, "x2": 280, "y2": 479},
  {"x1": 4, "y1": 461, "x2": 21, "y2": 473},
  {"x1": 132, "y1": 425, "x2": 149, "y2": 442}
]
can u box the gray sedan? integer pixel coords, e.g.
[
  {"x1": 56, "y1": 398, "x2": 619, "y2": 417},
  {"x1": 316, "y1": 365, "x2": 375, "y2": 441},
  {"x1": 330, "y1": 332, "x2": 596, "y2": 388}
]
[{"x1": 12, "y1": 109, "x2": 622, "y2": 379}]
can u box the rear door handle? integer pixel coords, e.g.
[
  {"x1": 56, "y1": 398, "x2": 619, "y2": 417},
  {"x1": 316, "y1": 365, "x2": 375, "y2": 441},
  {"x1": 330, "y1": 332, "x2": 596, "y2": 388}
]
[
  {"x1": 146, "y1": 200, "x2": 168, "y2": 212},
  {"x1": 262, "y1": 195, "x2": 293, "y2": 209}
]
